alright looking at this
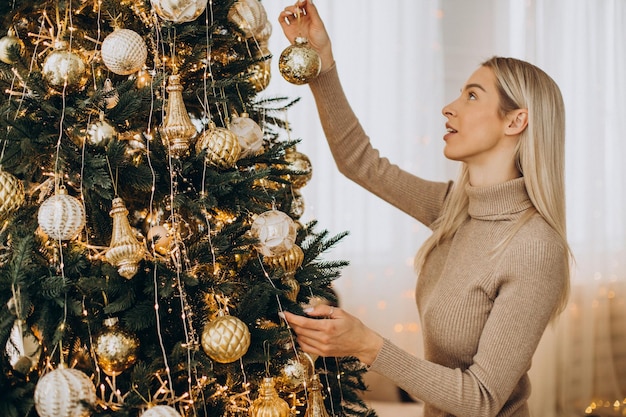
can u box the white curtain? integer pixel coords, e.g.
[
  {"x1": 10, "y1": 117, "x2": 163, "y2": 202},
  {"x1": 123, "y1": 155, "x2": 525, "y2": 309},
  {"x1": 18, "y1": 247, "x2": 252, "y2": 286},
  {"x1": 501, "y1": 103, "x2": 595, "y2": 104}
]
[{"x1": 262, "y1": 0, "x2": 626, "y2": 416}]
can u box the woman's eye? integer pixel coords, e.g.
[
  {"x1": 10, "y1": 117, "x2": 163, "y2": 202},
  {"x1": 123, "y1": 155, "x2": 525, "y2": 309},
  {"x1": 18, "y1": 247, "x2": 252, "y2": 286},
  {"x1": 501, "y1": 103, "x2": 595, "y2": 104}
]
[{"x1": 468, "y1": 92, "x2": 477, "y2": 100}]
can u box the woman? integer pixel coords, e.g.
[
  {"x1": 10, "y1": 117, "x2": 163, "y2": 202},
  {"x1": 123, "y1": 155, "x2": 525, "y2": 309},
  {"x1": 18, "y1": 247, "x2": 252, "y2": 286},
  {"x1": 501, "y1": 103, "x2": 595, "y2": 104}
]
[{"x1": 278, "y1": 1, "x2": 571, "y2": 416}]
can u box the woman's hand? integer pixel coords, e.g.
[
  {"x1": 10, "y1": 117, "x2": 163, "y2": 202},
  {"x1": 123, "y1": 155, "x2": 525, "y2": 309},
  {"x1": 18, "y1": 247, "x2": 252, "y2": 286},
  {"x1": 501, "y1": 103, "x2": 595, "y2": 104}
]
[
  {"x1": 278, "y1": 0, "x2": 335, "y2": 72},
  {"x1": 281, "y1": 304, "x2": 384, "y2": 366}
]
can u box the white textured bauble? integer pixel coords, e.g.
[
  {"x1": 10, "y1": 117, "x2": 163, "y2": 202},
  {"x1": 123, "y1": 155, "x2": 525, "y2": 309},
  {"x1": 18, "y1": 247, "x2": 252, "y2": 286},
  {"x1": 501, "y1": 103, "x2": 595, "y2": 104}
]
[
  {"x1": 87, "y1": 119, "x2": 117, "y2": 147},
  {"x1": 0, "y1": 30, "x2": 24, "y2": 64},
  {"x1": 34, "y1": 367, "x2": 96, "y2": 417},
  {"x1": 142, "y1": 405, "x2": 183, "y2": 417},
  {"x1": 0, "y1": 169, "x2": 25, "y2": 221},
  {"x1": 229, "y1": 113, "x2": 263, "y2": 158},
  {"x1": 37, "y1": 188, "x2": 86, "y2": 241},
  {"x1": 151, "y1": 0, "x2": 207, "y2": 23},
  {"x1": 228, "y1": 0, "x2": 268, "y2": 39},
  {"x1": 250, "y1": 210, "x2": 297, "y2": 257},
  {"x1": 101, "y1": 29, "x2": 148, "y2": 75},
  {"x1": 42, "y1": 42, "x2": 89, "y2": 89}
]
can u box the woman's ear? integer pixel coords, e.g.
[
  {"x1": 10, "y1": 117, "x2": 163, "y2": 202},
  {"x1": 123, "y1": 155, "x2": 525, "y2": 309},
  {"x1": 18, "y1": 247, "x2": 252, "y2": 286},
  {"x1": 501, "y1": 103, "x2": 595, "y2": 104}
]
[{"x1": 505, "y1": 109, "x2": 528, "y2": 135}]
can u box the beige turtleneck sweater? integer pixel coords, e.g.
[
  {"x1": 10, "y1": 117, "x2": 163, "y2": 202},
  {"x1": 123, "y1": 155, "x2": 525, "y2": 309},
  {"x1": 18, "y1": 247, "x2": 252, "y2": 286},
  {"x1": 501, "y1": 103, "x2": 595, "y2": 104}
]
[{"x1": 308, "y1": 65, "x2": 568, "y2": 417}]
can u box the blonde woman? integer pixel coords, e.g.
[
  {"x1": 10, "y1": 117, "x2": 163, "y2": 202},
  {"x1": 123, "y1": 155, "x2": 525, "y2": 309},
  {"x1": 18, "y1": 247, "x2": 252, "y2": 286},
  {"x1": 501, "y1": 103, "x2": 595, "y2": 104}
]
[{"x1": 278, "y1": 1, "x2": 571, "y2": 416}]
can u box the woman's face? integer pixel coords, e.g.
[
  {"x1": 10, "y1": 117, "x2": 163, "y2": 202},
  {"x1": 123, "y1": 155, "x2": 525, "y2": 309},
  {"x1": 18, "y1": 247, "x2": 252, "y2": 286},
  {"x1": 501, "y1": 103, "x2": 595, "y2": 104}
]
[{"x1": 441, "y1": 66, "x2": 509, "y2": 165}]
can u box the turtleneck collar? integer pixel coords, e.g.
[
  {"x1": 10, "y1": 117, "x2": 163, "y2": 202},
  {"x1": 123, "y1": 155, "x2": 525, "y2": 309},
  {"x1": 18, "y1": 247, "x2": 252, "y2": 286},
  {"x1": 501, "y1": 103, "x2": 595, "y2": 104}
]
[{"x1": 466, "y1": 177, "x2": 534, "y2": 221}]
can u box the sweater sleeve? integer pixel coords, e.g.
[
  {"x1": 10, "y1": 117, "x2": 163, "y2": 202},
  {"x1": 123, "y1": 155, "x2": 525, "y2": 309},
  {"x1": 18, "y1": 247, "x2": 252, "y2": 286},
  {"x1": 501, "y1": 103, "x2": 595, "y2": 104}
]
[
  {"x1": 369, "y1": 239, "x2": 568, "y2": 417},
  {"x1": 308, "y1": 64, "x2": 451, "y2": 227}
]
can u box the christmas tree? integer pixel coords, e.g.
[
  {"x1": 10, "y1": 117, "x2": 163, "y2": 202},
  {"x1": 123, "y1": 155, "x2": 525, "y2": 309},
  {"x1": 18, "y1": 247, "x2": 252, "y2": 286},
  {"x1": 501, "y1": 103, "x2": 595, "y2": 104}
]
[{"x1": 0, "y1": 1, "x2": 375, "y2": 416}]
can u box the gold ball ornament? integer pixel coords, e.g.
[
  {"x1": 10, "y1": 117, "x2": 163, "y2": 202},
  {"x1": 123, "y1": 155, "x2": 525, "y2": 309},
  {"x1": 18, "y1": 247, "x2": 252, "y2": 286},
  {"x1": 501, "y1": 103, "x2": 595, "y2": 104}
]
[
  {"x1": 151, "y1": 0, "x2": 207, "y2": 23},
  {"x1": 249, "y1": 377, "x2": 290, "y2": 417},
  {"x1": 94, "y1": 317, "x2": 140, "y2": 376},
  {"x1": 0, "y1": 168, "x2": 25, "y2": 221},
  {"x1": 147, "y1": 224, "x2": 172, "y2": 255},
  {"x1": 87, "y1": 117, "x2": 117, "y2": 147},
  {"x1": 246, "y1": 59, "x2": 271, "y2": 92},
  {"x1": 275, "y1": 352, "x2": 314, "y2": 393},
  {"x1": 0, "y1": 29, "x2": 25, "y2": 64},
  {"x1": 201, "y1": 314, "x2": 251, "y2": 363},
  {"x1": 42, "y1": 41, "x2": 89, "y2": 90},
  {"x1": 278, "y1": 37, "x2": 321, "y2": 85},
  {"x1": 141, "y1": 405, "x2": 183, "y2": 417},
  {"x1": 284, "y1": 148, "x2": 312, "y2": 188},
  {"x1": 228, "y1": 0, "x2": 268, "y2": 39},
  {"x1": 195, "y1": 122, "x2": 241, "y2": 169},
  {"x1": 37, "y1": 187, "x2": 86, "y2": 241},
  {"x1": 229, "y1": 112, "x2": 264, "y2": 158},
  {"x1": 101, "y1": 29, "x2": 148, "y2": 75},
  {"x1": 34, "y1": 367, "x2": 96, "y2": 417},
  {"x1": 250, "y1": 210, "x2": 297, "y2": 257}
]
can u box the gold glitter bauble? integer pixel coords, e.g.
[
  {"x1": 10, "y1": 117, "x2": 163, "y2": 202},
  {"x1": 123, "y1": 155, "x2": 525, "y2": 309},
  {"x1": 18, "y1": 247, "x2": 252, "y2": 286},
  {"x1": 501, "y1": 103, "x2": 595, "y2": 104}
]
[
  {"x1": 278, "y1": 37, "x2": 321, "y2": 85},
  {"x1": 37, "y1": 187, "x2": 86, "y2": 241},
  {"x1": 0, "y1": 168, "x2": 25, "y2": 221},
  {"x1": 0, "y1": 29, "x2": 24, "y2": 64},
  {"x1": 246, "y1": 59, "x2": 271, "y2": 92},
  {"x1": 34, "y1": 367, "x2": 96, "y2": 417},
  {"x1": 94, "y1": 317, "x2": 140, "y2": 376},
  {"x1": 142, "y1": 405, "x2": 183, "y2": 417},
  {"x1": 201, "y1": 315, "x2": 250, "y2": 363},
  {"x1": 151, "y1": 0, "x2": 207, "y2": 23},
  {"x1": 284, "y1": 148, "x2": 312, "y2": 188},
  {"x1": 42, "y1": 41, "x2": 89, "y2": 90},
  {"x1": 147, "y1": 224, "x2": 172, "y2": 255},
  {"x1": 101, "y1": 29, "x2": 147, "y2": 75},
  {"x1": 249, "y1": 377, "x2": 290, "y2": 417},
  {"x1": 195, "y1": 122, "x2": 241, "y2": 169},
  {"x1": 275, "y1": 352, "x2": 314, "y2": 393}
]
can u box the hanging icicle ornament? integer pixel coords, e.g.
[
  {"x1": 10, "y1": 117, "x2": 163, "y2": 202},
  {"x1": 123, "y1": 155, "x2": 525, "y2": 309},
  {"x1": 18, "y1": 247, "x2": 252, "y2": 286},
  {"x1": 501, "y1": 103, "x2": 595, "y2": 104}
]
[
  {"x1": 161, "y1": 74, "x2": 197, "y2": 158},
  {"x1": 0, "y1": 28, "x2": 25, "y2": 64},
  {"x1": 5, "y1": 320, "x2": 42, "y2": 374},
  {"x1": 279, "y1": 37, "x2": 321, "y2": 85},
  {"x1": 250, "y1": 210, "x2": 297, "y2": 257},
  {"x1": 229, "y1": 112, "x2": 264, "y2": 159},
  {"x1": 37, "y1": 186, "x2": 86, "y2": 241},
  {"x1": 228, "y1": 0, "x2": 268, "y2": 39},
  {"x1": 42, "y1": 40, "x2": 89, "y2": 91},
  {"x1": 101, "y1": 28, "x2": 148, "y2": 75},
  {"x1": 151, "y1": 0, "x2": 208, "y2": 23},
  {"x1": 34, "y1": 366, "x2": 96, "y2": 417},
  {"x1": 304, "y1": 374, "x2": 331, "y2": 417},
  {"x1": 0, "y1": 167, "x2": 25, "y2": 221},
  {"x1": 264, "y1": 244, "x2": 304, "y2": 302},
  {"x1": 141, "y1": 405, "x2": 183, "y2": 417},
  {"x1": 101, "y1": 78, "x2": 119, "y2": 109},
  {"x1": 201, "y1": 312, "x2": 251, "y2": 363},
  {"x1": 94, "y1": 317, "x2": 140, "y2": 376},
  {"x1": 105, "y1": 197, "x2": 146, "y2": 279},
  {"x1": 195, "y1": 121, "x2": 241, "y2": 169},
  {"x1": 249, "y1": 377, "x2": 291, "y2": 417}
]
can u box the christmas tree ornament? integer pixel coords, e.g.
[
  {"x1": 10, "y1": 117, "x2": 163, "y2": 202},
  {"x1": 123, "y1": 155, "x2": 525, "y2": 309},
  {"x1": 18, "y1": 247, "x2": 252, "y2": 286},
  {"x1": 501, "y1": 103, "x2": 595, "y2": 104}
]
[
  {"x1": 195, "y1": 122, "x2": 241, "y2": 169},
  {"x1": 147, "y1": 224, "x2": 172, "y2": 255},
  {"x1": 284, "y1": 148, "x2": 312, "y2": 188},
  {"x1": 279, "y1": 37, "x2": 321, "y2": 85},
  {"x1": 101, "y1": 28, "x2": 148, "y2": 75},
  {"x1": 37, "y1": 187, "x2": 86, "y2": 241},
  {"x1": 151, "y1": 0, "x2": 207, "y2": 23},
  {"x1": 228, "y1": 0, "x2": 268, "y2": 39},
  {"x1": 304, "y1": 374, "x2": 330, "y2": 417},
  {"x1": 289, "y1": 191, "x2": 305, "y2": 220},
  {"x1": 246, "y1": 59, "x2": 271, "y2": 92},
  {"x1": 34, "y1": 367, "x2": 96, "y2": 417},
  {"x1": 94, "y1": 317, "x2": 140, "y2": 376},
  {"x1": 249, "y1": 377, "x2": 290, "y2": 417},
  {"x1": 5, "y1": 320, "x2": 42, "y2": 374},
  {"x1": 229, "y1": 112, "x2": 264, "y2": 158},
  {"x1": 0, "y1": 168, "x2": 25, "y2": 221},
  {"x1": 87, "y1": 113, "x2": 117, "y2": 147},
  {"x1": 0, "y1": 28, "x2": 25, "y2": 64},
  {"x1": 101, "y1": 78, "x2": 119, "y2": 109},
  {"x1": 275, "y1": 352, "x2": 314, "y2": 393},
  {"x1": 42, "y1": 40, "x2": 89, "y2": 90},
  {"x1": 264, "y1": 244, "x2": 304, "y2": 302},
  {"x1": 257, "y1": 21, "x2": 273, "y2": 43},
  {"x1": 105, "y1": 197, "x2": 146, "y2": 279},
  {"x1": 201, "y1": 314, "x2": 251, "y2": 363},
  {"x1": 161, "y1": 74, "x2": 197, "y2": 157},
  {"x1": 141, "y1": 405, "x2": 183, "y2": 417},
  {"x1": 250, "y1": 210, "x2": 297, "y2": 257}
]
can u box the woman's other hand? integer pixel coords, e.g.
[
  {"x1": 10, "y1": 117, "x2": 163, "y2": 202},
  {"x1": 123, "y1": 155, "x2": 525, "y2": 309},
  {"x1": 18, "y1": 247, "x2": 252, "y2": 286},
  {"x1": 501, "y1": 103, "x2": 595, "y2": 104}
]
[{"x1": 278, "y1": 0, "x2": 335, "y2": 72}]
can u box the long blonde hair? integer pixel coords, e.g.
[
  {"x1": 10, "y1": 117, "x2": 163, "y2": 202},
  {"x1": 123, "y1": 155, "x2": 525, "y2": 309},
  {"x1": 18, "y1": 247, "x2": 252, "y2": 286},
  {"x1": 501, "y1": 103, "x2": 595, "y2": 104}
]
[{"x1": 414, "y1": 57, "x2": 571, "y2": 320}]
